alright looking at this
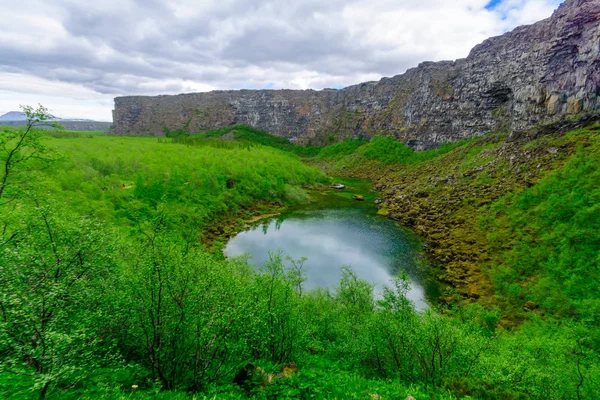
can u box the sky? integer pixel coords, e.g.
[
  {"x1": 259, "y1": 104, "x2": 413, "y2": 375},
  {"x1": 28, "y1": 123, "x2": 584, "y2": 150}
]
[{"x1": 0, "y1": 0, "x2": 563, "y2": 121}]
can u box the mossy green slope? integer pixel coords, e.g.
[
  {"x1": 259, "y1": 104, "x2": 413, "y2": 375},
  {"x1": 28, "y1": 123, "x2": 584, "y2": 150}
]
[
  {"x1": 317, "y1": 117, "x2": 600, "y2": 326},
  {"x1": 174, "y1": 124, "x2": 322, "y2": 157}
]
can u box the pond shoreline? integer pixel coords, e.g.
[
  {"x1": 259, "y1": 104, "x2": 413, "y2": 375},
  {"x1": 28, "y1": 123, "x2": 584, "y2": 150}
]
[{"x1": 220, "y1": 177, "x2": 442, "y2": 307}]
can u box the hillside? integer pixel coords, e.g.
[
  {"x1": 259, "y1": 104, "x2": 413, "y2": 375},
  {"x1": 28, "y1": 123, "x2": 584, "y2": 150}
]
[
  {"x1": 316, "y1": 115, "x2": 600, "y2": 323},
  {"x1": 0, "y1": 111, "x2": 28, "y2": 121},
  {"x1": 1, "y1": 106, "x2": 600, "y2": 398}
]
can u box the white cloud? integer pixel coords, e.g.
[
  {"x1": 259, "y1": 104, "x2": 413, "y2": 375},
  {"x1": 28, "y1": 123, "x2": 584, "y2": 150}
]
[
  {"x1": 499, "y1": 0, "x2": 563, "y2": 26},
  {"x1": 0, "y1": 0, "x2": 563, "y2": 121}
]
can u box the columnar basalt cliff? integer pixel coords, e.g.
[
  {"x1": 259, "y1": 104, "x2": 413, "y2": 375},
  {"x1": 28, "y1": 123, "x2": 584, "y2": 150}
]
[{"x1": 112, "y1": 0, "x2": 600, "y2": 148}]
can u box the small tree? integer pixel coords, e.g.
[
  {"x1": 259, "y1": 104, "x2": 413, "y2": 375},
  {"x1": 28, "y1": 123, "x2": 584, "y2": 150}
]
[
  {"x1": 0, "y1": 104, "x2": 60, "y2": 203},
  {"x1": 0, "y1": 204, "x2": 118, "y2": 399},
  {"x1": 123, "y1": 213, "x2": 252, "y2": 391}
]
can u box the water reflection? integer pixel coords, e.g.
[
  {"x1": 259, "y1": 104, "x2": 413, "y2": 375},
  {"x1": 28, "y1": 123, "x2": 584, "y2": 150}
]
[{"x1": 224, "y1": 208, "x2": 429, "y2": 309}]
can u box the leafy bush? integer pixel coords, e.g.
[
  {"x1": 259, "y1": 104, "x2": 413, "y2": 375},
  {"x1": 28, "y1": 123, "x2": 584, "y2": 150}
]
[
  {"x1": 315, "y1": 138, "x2": 367, "y2": 160},
  {"x1": 3, "y1": 108, "x2": 600, "y2": 399},
  {"x1": 0, "y1": 204, "x2": 119, "y2": 398}
]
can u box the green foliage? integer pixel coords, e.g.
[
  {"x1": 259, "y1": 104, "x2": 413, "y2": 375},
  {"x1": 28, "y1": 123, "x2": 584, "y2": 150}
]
[
  {"x1": 3, "y1": 106, "x2": 600, "y2": 399},
  {"x1": 315, "y1": 135, "x2": 479, "y2": 172},
  {"x1": 0, "y1": 105, "x2": 61, "y2": 203},
  {"x1": 120, "y1": 218, "x2": 255, "y2": 391},
  {"x1": 43, "y1": 130, "x2": 104, "y2": 139},
  {"x1": 0, "y1": 203, "x2": 119, "y2": 398},
  {"x1": 164, "y1": 127, "x2": 190, "y2": 138},
  {"x1": 315, "y1": 138, "x2": 368, "y2": 160},
  {"x1": 358, "y1": 136, "x2": 416, "y2": 163},
  {"x1": 177, "y1": 125, "x2": 321, "y2": 157},
  {"x1": 482, "y1": 143, "x2": 600, "y2": 321},
  {"x1": 35, "y1": 134, "x2": 329, "y2": 238}
]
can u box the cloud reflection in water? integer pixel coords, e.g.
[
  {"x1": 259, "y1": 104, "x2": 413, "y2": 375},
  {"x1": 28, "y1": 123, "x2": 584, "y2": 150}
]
[{"x1": 224, "y1": 209, "x2": 428, "y2": 309}]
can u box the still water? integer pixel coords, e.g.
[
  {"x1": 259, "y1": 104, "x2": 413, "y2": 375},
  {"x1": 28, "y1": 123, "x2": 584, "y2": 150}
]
[{"x1": 224, "y1": 180, "x2": 438, "y2": 308}]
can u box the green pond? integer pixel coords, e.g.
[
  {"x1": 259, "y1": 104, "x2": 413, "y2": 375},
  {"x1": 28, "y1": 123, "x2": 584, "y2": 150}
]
[{"x1": 224, "y1": 178, "x2": 439, "y2": 308}]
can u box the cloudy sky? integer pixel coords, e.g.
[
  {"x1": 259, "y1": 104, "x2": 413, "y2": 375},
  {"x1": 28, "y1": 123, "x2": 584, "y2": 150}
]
[{"x1": 0, "y1": 0, "x2": 562, "y2": 121}]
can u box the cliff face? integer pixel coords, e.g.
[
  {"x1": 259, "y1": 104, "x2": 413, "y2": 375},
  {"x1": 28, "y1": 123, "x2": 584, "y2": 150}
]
[{"x1": 112, "y1": 0, "x2": 600, "y2": 148}]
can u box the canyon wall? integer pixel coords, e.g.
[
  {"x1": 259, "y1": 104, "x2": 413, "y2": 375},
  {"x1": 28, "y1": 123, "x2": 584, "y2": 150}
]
[{"x1": 112, "y1": 0, "x2": 600, "y2": 148}]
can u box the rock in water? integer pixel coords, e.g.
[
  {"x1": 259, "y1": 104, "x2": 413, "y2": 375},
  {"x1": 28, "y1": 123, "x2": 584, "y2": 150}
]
[
  {"x1": 331, "y1": 183, "x2": 346, "y2": 189},
  {"x1": 353, "y1": 194, "x2": 365, "y2": 201}
]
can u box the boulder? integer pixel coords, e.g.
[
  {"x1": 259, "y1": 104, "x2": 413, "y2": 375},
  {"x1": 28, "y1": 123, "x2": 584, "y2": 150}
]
[
  {"x1": 233, "y1": 362, "x2": 298, "y2": 390},
  {"x1": 353, "y1": 194, "x2": 365, "y2": 201}
]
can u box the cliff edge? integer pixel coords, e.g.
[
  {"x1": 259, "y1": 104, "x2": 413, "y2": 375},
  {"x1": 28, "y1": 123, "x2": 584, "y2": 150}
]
[{"x1": 112, "y1": 0, "x2": 600, "y2": 148}]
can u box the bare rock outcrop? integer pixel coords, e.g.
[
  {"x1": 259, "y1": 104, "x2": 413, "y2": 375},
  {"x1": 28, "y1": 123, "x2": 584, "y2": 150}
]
[{"x1": 112, "y1": 0, "x2": 600, "y2": 148}]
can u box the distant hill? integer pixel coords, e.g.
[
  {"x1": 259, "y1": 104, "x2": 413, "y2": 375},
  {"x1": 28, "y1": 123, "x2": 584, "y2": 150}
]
[
  {"x1": 0, "y1": 111, "x2": 28, "y2": 121},
  {"x1": 0, "y1": 111, "x2": 112, "y2": 131}
]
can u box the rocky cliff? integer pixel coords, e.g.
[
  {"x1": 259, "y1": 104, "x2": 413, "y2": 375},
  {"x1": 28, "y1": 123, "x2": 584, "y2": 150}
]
[{"x1": 112, "y1": 0, "x2": 600, "y2": 148}]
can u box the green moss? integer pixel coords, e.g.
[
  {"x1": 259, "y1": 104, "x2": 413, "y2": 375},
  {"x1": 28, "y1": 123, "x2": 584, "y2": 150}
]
[{"x1": 431, "y1": 78, "x2": 454, "y2": 97}]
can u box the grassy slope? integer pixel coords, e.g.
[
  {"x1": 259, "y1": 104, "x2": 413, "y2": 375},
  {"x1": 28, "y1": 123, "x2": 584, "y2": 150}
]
[
  {"x1": 175, "y1": 125, "x2": 322, "y2": 157},
  {"x1": 3, "y1": 123, "x2": 600, "y2": 399},
  {"x1": 37, "y1": 134, "x2": 329, "y2": 240},
  {"x1": 482, "y1": 126, "x2": 600, "y2": 321}
]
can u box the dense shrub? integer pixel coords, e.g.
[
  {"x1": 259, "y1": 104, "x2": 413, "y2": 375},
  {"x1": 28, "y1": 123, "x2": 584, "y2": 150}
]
[{"x1": 2, "y1": 119, "x2": 600, "y2": 399}]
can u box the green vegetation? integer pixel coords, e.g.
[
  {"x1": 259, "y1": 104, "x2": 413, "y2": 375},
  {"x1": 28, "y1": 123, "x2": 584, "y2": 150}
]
[
  {"x1": 173, "y1": 125, "x2": 469, "y2": 164},
  {"x1": 315, "y1": 136, "x2": 475, "y2": 168},
  {"x1": 483, "y1": 129, "x2": 600, "y2": 320},
  {"x1": 314, "y1": 138, "x2": 368, "y2": 160},
  {"x1": 178, "y1": 125, "x2": 322, "y2": 157},
  {"x1": 2, "y1": 107, "x2": 600, "y2": 399},
  {"x1": 35, "y1": 131, "x2": 329, "y2": 240},
  {"x1": 44, "y1": 129, "x2": 107, "y2": 139}
]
